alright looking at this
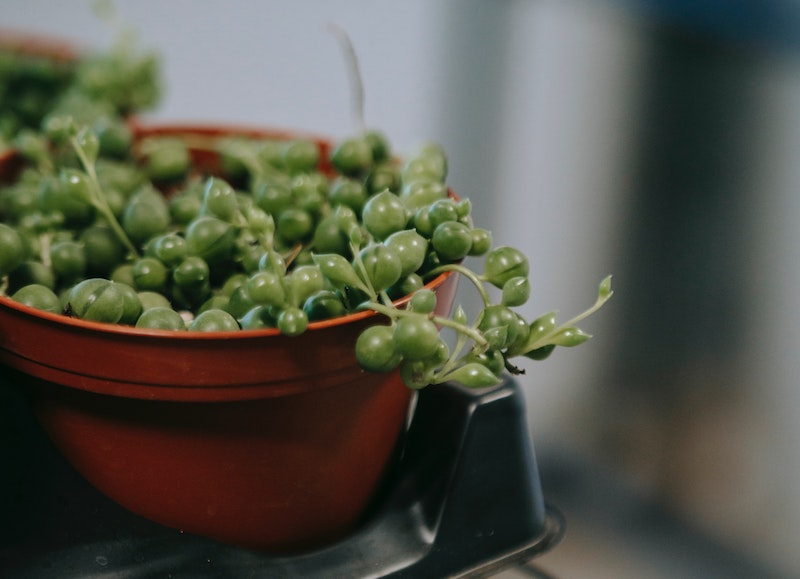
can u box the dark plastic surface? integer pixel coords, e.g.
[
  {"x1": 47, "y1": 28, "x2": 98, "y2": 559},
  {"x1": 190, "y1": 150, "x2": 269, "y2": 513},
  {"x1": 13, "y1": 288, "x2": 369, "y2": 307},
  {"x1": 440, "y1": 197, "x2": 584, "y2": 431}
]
[{"x1": 0, "y1": 376, "x2": 563, "y2": 578}]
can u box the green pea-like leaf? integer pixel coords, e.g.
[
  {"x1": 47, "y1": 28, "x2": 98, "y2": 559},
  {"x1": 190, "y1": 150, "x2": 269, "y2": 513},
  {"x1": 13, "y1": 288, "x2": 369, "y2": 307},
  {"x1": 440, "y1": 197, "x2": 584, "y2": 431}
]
[
  {"x1": 312, "y1": 253, "x2": 369, "y2": 293},
  {"x1": 43, "y1": 114, "x2": 77, "y2": 144},
  {"x1": 267, "y1": 249, "x2": 287, "y2": 275},
  {"x1": 347, "y1": 223, "x2": 363, "y2": 247},
  {"x1": 549, "y1": 327, "x2": 591, "y2": 347},
  {"x1": 456, "y1": 198, "x2": 472, "y2": 219},
  {"x1": 444, "y1": 363, "x2": 501, "y2": 388},
  {"x1": 217, "y1": 137, "x2": 258, "y2": 175},
  {"x1": 75, "y1": 126, "x2": 100, "y2": 165},
  {"x1": 334, "y1": 204, "x2": 357, "y2": 225},
  {"x1": 528, "y1": 311, "x2": 557, "y2": 342},
  {"x1": 501, "y1": 276, "x2": 530, "y2": 307},
  {"x1": 483, "y1": 246, "x2": 529, "y2": 289},
  {"x1": 598, "y1": 275, "x2": 614, "y2": 300},
  {"x1": 453, "y1": 304, "x2": 468, "y2": 325},
  {"x1": 525, "y1": 344, "x2": 555, "y2": 361},
  {"x1": 245, "y1": 206, "x2": 274, "y2": 236},
  {"x1": 483, "y1": 326, "x2": 508, "y2": 350},
  {"x1": 335, "y1": 205, "x2": 363, "y2": 246},
  {"x1": 59, "y1": 168, "x2": 94, "y2": 205},
  {"x1": 409, "y1": 289, "x2": 437, "y2": 314}
]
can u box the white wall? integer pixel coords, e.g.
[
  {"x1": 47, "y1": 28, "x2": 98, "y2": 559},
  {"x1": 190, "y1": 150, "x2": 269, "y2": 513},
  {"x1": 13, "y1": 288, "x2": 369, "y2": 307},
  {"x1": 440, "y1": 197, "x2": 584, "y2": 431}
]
[
  {"x1": 486, "y1": 1, "x2": 641, "y2": 445},
  {"x1": 743, "y1": 56, "x2": 800, "y2": 574}
]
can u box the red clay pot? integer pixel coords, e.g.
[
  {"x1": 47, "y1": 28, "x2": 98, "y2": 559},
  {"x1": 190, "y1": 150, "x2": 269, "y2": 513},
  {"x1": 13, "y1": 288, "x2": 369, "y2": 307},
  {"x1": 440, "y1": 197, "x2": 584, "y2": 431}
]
[
  {"x1": 0, "y1": 29, "x2": 79, "y2": 59},
  {"x1": 0, "y1": 123, "x2": 460, "y2": 552}
]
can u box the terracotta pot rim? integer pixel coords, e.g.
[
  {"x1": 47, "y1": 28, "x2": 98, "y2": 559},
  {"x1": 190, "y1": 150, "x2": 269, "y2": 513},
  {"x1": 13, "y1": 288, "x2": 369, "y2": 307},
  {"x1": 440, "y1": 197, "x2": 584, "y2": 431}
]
[
  {"x1": 0, "y1": 270, "x2": 454, "y2": 341},
  {"x1": 0, "y1": 28, "x2": 82, "y2": 60},
  {"x1": 128, "y1": 119, "x2": 329, "y2": 143}
]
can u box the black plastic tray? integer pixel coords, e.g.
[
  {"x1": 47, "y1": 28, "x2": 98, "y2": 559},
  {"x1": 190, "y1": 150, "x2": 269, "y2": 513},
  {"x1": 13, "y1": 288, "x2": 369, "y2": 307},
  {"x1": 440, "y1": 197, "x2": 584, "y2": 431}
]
[{"x1": 0, "y1": 375, "x2": 563, "y2": 578}]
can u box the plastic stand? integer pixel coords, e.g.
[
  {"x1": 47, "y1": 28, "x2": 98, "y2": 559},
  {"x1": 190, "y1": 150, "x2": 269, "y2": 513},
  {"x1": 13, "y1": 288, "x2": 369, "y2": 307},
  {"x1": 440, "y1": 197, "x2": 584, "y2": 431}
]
[{"x1": 0, "y1": 377, "x2": 563, "y2": 578}]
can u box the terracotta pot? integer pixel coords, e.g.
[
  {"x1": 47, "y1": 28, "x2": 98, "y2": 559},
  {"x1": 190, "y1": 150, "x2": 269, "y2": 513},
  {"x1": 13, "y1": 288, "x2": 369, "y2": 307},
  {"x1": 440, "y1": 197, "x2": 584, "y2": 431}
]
[
  {"x1": 0, "y1": 123, "x2": 461, "y2": 552},
  {"x1": 0, "y1": 29, "x2": 79, "y2": 60}
]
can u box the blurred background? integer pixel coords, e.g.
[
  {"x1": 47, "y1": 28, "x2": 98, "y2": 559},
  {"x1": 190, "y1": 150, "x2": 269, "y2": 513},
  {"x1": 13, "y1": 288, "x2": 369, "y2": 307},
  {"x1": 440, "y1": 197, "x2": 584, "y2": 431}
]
[{"x1": 3, "y1": 0, "x2": 800, "y2": 577}]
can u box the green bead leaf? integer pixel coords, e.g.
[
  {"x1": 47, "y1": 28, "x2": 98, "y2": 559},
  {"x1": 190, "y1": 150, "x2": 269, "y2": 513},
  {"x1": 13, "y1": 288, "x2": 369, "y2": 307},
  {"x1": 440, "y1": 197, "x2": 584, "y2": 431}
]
[
  {"x1": 453, "y1": 304, "x2": 468, "y2": 325},
  {"x1": 262, "y1": 249, "x2": 286, "y2": 276},
  {"x1": 277, "y1": 306, "x2": 309, "y2": 336},
  {"x1": 312, "y1": 253, "x2": 369, "y2": 293},
  {"x1": 347, "y1": 223, "x2": 364, "y2": 247},
  {"x1": 400, "y1": 360, "x2": 436, "y2": 390},
  {"x1": 409, "y1": 289, "x2": 437, "y2": 314},
  {"x1": 245, "y1": 206, "x2": 274, "y2": 236},
  {"x1": 528, "y1": 311, "x2": 557, "y2": 341},
  {"x1": 75, "y1": 126, "x2": 100, "y2": 165},
  {"x1": 443, "y1": 363, "x2": 501, "y2": 388},
  {"x1": 501, "y1": 276, "x2": 530, "y2": 307},
  {"x1": 483, "y1": 246, "x2": 529, "y2": 289},
  {"x1": 42, "y1": 114, "x2": 77, "y2": 144},
  {"x1": 59, "y1": 168, "x2": 94, "y2": 205},
  {"x1": 482, "y1": 326, "x2": 508, "y2": 350},
  {"x1": 456, "y1": 198, "x2": 472, "y2": 219},
  {"x1": 549, "y1": 327, "x2": 592, "y2": 347},
  {"x1": 598, "y1": 275, "x2": 614, "y2": 300},
  {"x1": 334, "y1": 204, "x2": 358, "y2": 227},
  {"x1": 525, "y1": 344, "x2": 555, "y2": 361}
]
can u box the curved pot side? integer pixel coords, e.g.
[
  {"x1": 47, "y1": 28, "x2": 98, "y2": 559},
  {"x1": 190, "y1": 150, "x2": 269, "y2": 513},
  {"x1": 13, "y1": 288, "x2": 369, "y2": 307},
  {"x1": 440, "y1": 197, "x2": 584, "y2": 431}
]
[
  {"x1": 12, "y1": 268, "x2": 458, "y2": 551},
  {"x1": 29, "y1": 367, "x2": 414, "y2": 553},
  {"x1": 0, "y1": 269, "x2": 458, "y2": 401}
]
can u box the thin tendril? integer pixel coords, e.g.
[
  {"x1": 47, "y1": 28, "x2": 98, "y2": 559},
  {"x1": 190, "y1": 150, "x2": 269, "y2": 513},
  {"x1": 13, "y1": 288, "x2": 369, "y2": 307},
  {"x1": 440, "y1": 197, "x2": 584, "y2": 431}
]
[
  {"x1": 71, "y1": 136, "x2": 139, "y2": 258},
  {"x1": 426, "y1": 263, "x2": 491, "y2": 307},
  {"x1": 328, "y1": 23, "x2": 366, "y2": 133}
]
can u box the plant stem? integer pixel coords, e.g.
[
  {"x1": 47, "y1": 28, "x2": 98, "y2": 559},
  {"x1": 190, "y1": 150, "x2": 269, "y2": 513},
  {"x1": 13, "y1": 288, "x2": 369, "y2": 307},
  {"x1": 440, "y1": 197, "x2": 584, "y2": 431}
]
[
  {"x1": 430, "y1": 330, "x2": 471, "y2": 384},
  {"x1": 426, "y1": 263, "x2": 491, "y2": 307},
  {"x1": 359, "y1": 300, "x2": 397, "y2": 320},
  {"x1": 72, "y1": 136, "x2": 140, "y2": 259},
  {"x1": 430, "y1": 314, "x2": 490, "y2": 348},
  {"x1": 349, "y1": 240, "x2": 378, "y2": 301},
  {"x1": 522, "y1": 285, "x2": 613, "y2": 353},
  {"x1": 360, "y1": 300, "x2": 490, "y2": 350},
  {"x1": 560, "y1": 292, "x2": 611, "y2": 331}
]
